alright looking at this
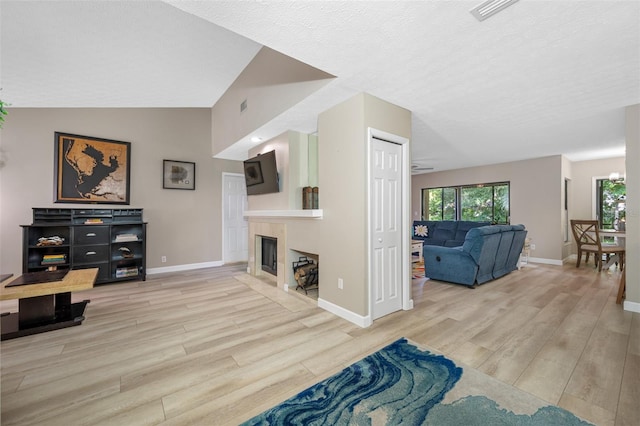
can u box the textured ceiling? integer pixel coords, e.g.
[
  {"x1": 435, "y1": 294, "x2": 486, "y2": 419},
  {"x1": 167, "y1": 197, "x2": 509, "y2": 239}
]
[{"x1": 2, "y1": 1, "x2": 639, "y2": 172}]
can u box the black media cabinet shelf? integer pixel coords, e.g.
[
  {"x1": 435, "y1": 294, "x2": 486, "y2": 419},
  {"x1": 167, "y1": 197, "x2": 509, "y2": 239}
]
[{"x1": 22, "y1": 208, "x2": 147, "y2": 284}]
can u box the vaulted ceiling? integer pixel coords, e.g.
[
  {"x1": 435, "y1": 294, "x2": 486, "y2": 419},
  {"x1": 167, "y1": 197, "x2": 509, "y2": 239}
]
[{"x1": 2, "y1": 1, "x2": 639, "y2": 172}]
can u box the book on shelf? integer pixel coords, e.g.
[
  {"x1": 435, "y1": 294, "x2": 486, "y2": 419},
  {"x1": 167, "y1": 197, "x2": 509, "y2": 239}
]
[
  {"x1": 43, "y1": 254, "x2": 65, "y2": 259},
  {"x1": 41, "y1": 254, "x2": 66, "y2": 265},
  {"x1": 115, "y1": 233, "x2": 138, "y2": 242},
  {"x1": 84, "y1": 218, "x2": 104, "y2": 224},
  {"x1": 116, "y1": 266, "x2": 139, "y2": 278}
]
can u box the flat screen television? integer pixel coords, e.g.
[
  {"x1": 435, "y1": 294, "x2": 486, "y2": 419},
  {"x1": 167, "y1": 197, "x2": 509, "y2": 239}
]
[{"x1": 243, "y1": 150, "x2": 279, "y2": 196}]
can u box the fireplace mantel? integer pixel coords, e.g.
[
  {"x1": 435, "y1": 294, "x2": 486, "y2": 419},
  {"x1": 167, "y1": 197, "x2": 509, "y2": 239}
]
[{"x1": 244, "y1": 209, "x2": 323, "y2": 219}]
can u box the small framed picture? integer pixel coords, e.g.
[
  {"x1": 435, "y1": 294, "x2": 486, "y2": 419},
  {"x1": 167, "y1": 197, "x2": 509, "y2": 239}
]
[{"x1": 163, "y1": 160, "x2": 195, "y2": 190}]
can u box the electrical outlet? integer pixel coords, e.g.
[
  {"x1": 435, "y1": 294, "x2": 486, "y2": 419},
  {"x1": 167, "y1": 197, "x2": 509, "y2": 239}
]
[
  {"x1": 530, "y1": 244, "x2": 536, "y2": 250},
  {"x1": 161, "y1": 256, "x2": 167, "y2": 263},
  {"x1": 338, "y1": 278, "x2": 344, "y2": 289}
]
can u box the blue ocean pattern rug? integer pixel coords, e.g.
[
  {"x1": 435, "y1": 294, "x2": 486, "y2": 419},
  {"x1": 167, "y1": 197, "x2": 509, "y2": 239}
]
[{"x1": 242, "y1": 338, "x2": 593, "y2": 425}]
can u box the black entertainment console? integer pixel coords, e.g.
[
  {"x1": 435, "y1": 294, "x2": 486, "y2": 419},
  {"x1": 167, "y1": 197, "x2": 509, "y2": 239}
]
[{"x1": 21, "y1": 208, "x2": 147, "y2": 284}]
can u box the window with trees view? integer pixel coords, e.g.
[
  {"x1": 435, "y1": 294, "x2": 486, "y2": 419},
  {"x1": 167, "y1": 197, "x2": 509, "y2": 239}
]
[
  {"x1": 596, "y1": 178, "x2": 626, "y2": 230},
  {"x1": 422, "y1": 182, "x2": 510, "y2": 224}
]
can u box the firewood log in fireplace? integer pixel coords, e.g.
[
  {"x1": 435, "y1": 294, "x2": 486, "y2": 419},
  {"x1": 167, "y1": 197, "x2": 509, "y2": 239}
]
[{"x1": 294, "y1": 263, "x2": 318, "y2": 290}]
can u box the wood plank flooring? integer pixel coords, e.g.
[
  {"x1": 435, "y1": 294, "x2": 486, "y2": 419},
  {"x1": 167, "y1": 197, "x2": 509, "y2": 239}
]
[{"x1": 1, "y1": 263, "x2": 637, "y2": 425}]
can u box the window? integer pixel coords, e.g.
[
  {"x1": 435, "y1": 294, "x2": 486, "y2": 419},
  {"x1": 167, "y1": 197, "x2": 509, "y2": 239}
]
[
  {"x1": 596, "y1": 178, "x2": 626, "y2": 230},
  {"x1": 424, "y1": 187, "x2": 456, "y2": 220},
  {"x1": 421, "y1": 182, "x2": 510, "y2": 224}
]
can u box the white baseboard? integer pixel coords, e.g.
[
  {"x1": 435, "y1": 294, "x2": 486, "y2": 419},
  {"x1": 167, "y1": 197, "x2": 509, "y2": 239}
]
[
  {"x1": 404, "y1": 299, "x2": 414, "y2": 310},
  {"x1": 318, "y1": 298, "x2": 372, "y2": 328},
  {"x1": 528, "y1": 257, "x2": 563, "y2": 266},
  {"x1": 147, "y1": 261, "x2": 224, "y2": 275},
  {"x1": 624, "y1": 300, "x2": 640, "y2": 313}
]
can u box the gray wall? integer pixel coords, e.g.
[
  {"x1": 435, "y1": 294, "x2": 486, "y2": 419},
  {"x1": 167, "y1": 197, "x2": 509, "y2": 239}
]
[{"x1": 0, "y1": 108, "x2": 243, "y2": 276}]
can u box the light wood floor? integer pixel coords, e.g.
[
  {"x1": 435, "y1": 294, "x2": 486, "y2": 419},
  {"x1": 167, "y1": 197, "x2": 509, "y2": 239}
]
[{"x1": 1, "y1": 262, "x2": 637, "y2": 425}]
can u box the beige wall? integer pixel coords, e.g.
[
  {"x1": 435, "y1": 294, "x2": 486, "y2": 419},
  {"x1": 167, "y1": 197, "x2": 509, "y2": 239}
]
[
  {"x1": 625, "y1": 104, "x2": 639, "y2": 307},
  {"x1": 411, "y1": 154, "x2": 631, "y2": 266},
  {"x1": 561, "y1": 156, "x2": 572, "y2": 259},
  {"x1": 316, "y1": 93, "x2": 411, "y2": 316},
  {"x1": 0, "y1": 108, "x2": 243, "y2": 275},
  {"x1": 569, "y1": 157, "x2": 626, "y2": 220},
  {"x1": 246, "y1": 93, "x2": 410, "y2": 320},
  {"x1": 211, "y1": 47, "x2": 334, "y2": 156},
  {"x1": 412, "y1": 156, "x2": 563, "y2": 263},
  {"x1": 246, "y1": 131, "x2": 310, "y2": 211}
]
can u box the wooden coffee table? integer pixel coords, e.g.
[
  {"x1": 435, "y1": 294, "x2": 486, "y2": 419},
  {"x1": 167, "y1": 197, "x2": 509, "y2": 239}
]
[{"x1": 1, "y1": 268, "x2": 98, "y2": 340}]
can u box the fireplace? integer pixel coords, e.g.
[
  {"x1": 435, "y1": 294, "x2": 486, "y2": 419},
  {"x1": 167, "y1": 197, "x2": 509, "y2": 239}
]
[
  {"x1": 248, "y1": 222, "x2": 286, "y2": 289},
  {"x1": 261, "y1": 237, "x2": 277, "y2": 276}
]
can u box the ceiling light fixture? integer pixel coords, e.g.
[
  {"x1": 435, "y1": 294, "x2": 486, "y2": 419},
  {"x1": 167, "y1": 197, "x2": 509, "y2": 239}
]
[
  {"x1": 609, "y1": 172, "x2": 625, "y2": 183},
  {"x1": 470, "y1": 0, "x2": 520, "y2": 21},
  {"x1": 250, "y1": 137, "x2": 262, "y2": 143}
]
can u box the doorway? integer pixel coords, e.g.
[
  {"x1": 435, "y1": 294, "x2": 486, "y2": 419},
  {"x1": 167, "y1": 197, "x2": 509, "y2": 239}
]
[
  {"x1": 368, "y1": 128, "x2": 412, "y2": 321},
  {"x1": 222, "y1": 173, "x2": 248, "y2": 263}
]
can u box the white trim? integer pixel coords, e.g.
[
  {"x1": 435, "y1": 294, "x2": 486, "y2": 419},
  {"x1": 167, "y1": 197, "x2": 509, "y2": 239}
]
[
  {"x1": 147, "y1": 261, "x2": 224, "y2": 275},
  {"x1": 623, "y1": 300, "x2": 640, "y2": 313},
  {"x1": 222, "y1": 172, "x2": 248, "y2": 264},
  {"x1": 244, "y1": 209, "x2": 323, "y2": 218},
  {"x1": 366, "y1": 128, "x2": 413, "y2": 321},
  {"x1": 318, "y1": 298, "x2": 372, "y2": 328},
  {"x1": 528, "y1": 257, "x2": 564, "y2": 266},
  {"x1": 591, "y1": 175, "x2": 609, "y2": 220}
]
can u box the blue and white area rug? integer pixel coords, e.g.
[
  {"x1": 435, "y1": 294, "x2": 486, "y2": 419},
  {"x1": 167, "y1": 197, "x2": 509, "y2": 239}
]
[{"x1": 242, "y1": 338, "x2": 593, "y2": 425}]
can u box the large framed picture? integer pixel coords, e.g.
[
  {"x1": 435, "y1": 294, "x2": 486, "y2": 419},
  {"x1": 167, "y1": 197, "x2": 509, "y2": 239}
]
[
  {"x1": 163, "y1": 160, "x2": 195, "y2": 190},
  {"x1": 54, "y1": 132, "x2": 131, "y2": 204}
]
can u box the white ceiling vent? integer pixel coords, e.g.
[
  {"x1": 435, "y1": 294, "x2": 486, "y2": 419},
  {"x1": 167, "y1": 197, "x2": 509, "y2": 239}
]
[
  {"x1": 411, "y1": 164, "x2": 434, "y2": 174},
  {"x1": 470, "y1": 0, "x2": 520, "y2": 21}
]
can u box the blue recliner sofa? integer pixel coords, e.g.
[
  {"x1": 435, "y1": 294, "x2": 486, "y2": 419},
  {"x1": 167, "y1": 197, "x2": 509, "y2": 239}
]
[
  {"x1": 412, "y1": 220, "x2": 491, "y2": 247},
  {"x1": 423, "y1": 224, "x2": 527, "y2": 287}
]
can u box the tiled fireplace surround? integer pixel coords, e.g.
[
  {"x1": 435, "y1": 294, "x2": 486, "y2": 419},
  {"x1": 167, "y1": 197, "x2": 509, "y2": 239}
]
[{"x1": 248, "y1": 221, "x2": 287, "y2": 289}]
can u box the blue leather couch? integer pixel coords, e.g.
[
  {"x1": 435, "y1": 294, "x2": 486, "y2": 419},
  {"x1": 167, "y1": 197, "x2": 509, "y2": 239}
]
[
  {"x1": 423, "y1": 224, "x2": 527, "y2": 287},
  {"x1": 412, "y1": 220, "x2": 491, "y2": 247}
]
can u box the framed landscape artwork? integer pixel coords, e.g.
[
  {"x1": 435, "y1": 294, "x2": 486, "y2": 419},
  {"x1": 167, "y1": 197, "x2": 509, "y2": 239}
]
[
  {"x1": 163, "y1": 160, "x2": 196, "y2": 190},
  {"x1": 54, "y1": 132, "x2": 131, "y2": 204}
]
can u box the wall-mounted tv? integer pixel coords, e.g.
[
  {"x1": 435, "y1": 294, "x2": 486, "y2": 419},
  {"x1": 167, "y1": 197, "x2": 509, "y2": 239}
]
[{"x1": 243, "y1": 149, "x2": 280, "y2": 196}]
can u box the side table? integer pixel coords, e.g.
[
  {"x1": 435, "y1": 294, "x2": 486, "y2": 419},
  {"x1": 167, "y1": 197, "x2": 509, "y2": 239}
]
[{"x1": 411, "y1": 240, "x2": 423, "y2": 264}]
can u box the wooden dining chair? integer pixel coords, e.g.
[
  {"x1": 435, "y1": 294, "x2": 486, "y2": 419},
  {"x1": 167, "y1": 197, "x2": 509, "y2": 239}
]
[{"x1": 570, "y1": 219, "x2": 625, "y2": 272}]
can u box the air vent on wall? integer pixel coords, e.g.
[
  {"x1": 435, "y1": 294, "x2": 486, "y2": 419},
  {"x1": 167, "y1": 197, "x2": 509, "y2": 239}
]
[{"x1": 470, "y1": 0, "x2": 520, "y2": 21}]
